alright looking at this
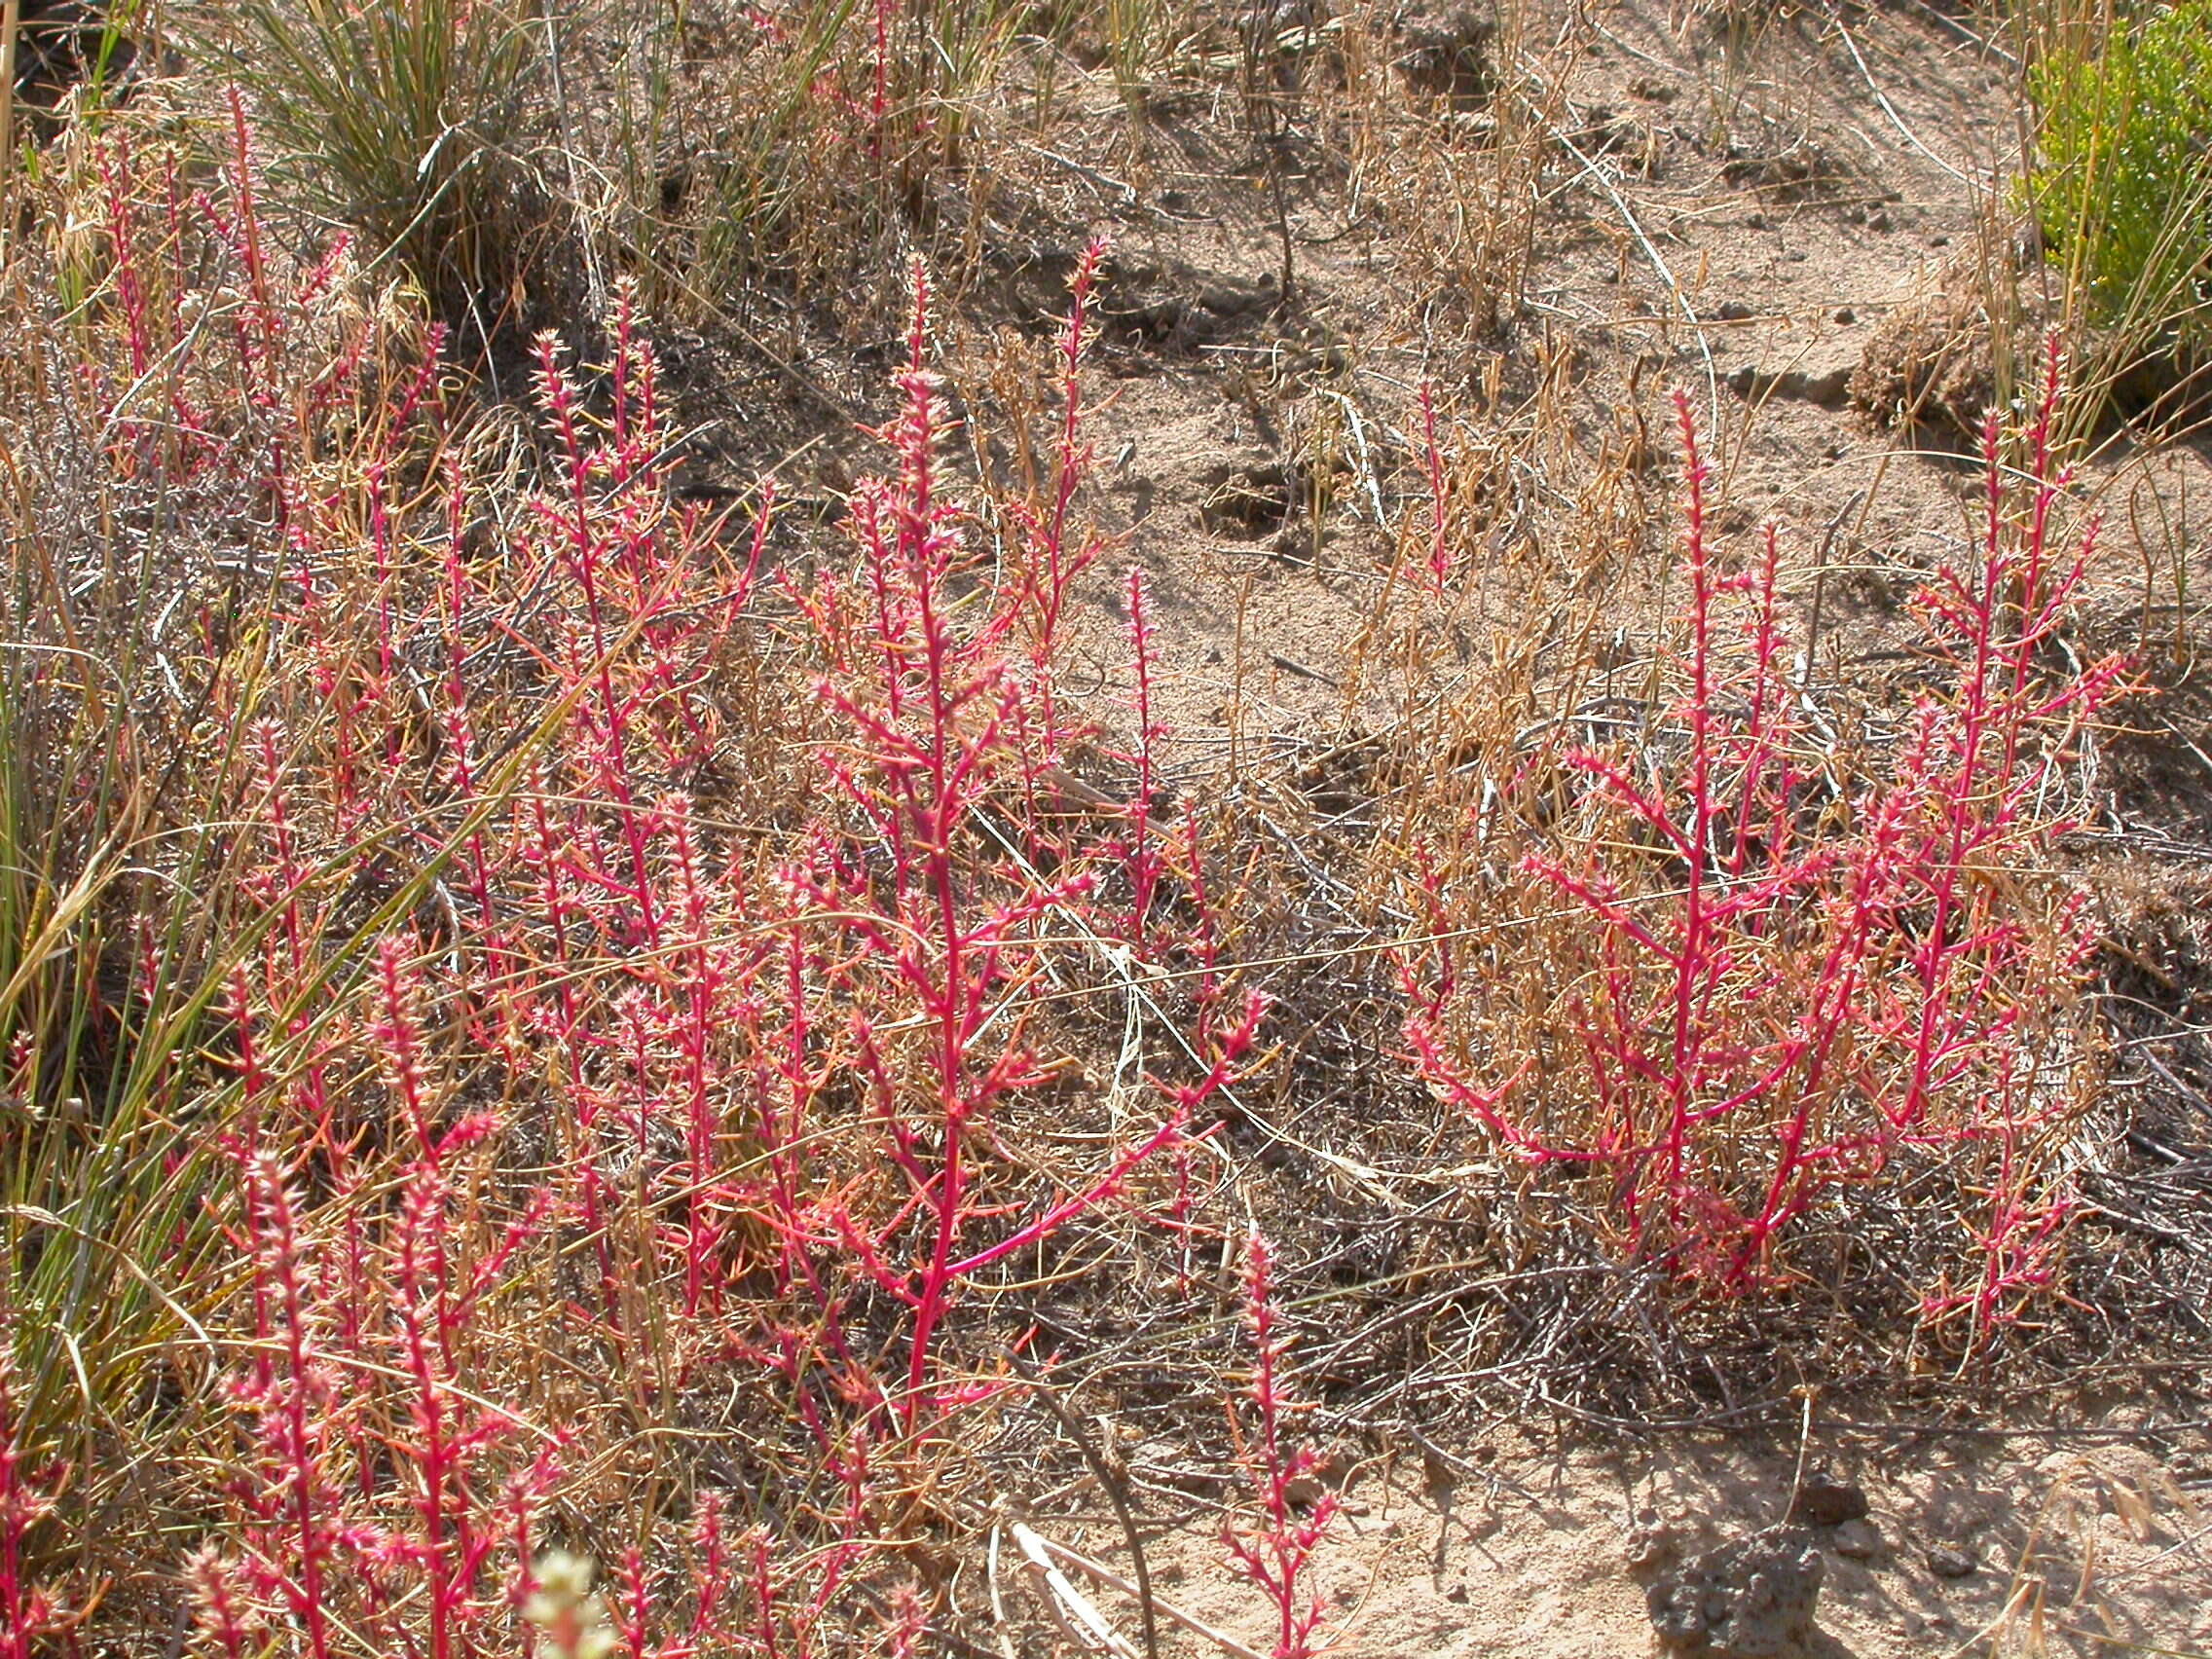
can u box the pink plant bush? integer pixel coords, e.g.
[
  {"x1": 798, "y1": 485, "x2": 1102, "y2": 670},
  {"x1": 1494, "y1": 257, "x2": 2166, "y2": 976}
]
[
  {"x1": 58, "y1": 125, "x2": 1254, "y2": 1642},
  {"x1": 784, "y1": 258, "x2": 1189, "y2": 1425},
  {"x1": 1401, "y1": 350, "x2": 2126, "y2": 1337}
]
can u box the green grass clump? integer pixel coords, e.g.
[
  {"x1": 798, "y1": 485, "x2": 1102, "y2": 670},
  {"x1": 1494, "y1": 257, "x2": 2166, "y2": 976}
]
[
  {"x1": 224, "y1": 0, "x2": 551, "y2": 349},
  {"x1": 2028, "y1": 1, "x2": 2212, "y2": 357}
]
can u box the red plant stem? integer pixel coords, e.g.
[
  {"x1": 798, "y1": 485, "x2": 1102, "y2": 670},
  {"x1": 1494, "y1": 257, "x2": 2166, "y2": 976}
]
[
  {"x1": 878, "y1": 281, "x2": 988, "y2": 1424},
  {"x1": 749, "y1": 1533, "x2": 783, "y2": 1659},
  {"x1": 98, "y1": 138, "x2": 152, "y2": 383},
  {"x1": 1123, "y1": 567, "x2": 1164, "y2": 946},
  {"x1": 187, "y1": 1551, "x2": 252, "y2": 1659},
  {"x1": 244, "y1": 1156, "x2": 333, "y2": 1659},
  {"x1": 620, "y1": 1548, "x2": 650, "y2": 1659},
  {"x1": 664, "y1": 796, "x2": 729, "y2": 1316},
  {"x1": 533, "y1": 330, "x2": 661, "y2": 951},
  {"x1": 1664, "y1": 390, "x2": 1716, "y2": 1205},
  {"x1": 219, "y1": 87, "x2": 291, "y2": 522},
  {"x1": 945, "y1": 1114, "x2": 1188, "y2": 1277},
  {"x1": 0, "y1": 1335, "x2": 36, "y2": 1659},
  {"x1": 869, "y1": 0, "x2": 894, "y2": 155},
  {"x1": 368, "y1": 461, "x2": 396, "y2": 684},
  {"x1": 437, "y1": 464, "x2": 512, "y2": 1000},
  {"x1": 398, "y1": 1170, "x2": 461, "y2": 1659},
  {"x1": 688, "y1": 1493, "x2": 730, "y2": 1645},
  {"x1": 1027, "y1": 238, "x2": 1108, "y2": 729},
  {"x1": 1225, "y1": 1231, "x2": 1335, "y2": 1659}
]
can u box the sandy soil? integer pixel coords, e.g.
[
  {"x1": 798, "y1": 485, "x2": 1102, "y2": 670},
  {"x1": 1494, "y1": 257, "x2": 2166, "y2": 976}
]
[{"x1": 1016, "y1": 1419, "x2": 2212, "y2": 1656}]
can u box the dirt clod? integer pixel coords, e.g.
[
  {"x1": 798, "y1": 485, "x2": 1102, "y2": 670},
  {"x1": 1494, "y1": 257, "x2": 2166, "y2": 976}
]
[
  {"x1": 1848, "y1": 253, "x2": 2039, "y2": 435},
  {"x1": 1625, "y1": 1506, "x2": 1681, "y2": 1570},
  {"x1": 1787, "y1": 1469, "x2": 1869, "y2": 1528},
  {"x1": 1830, "y1": 1520, "x2": 1881, "y2": 1562},
  {"x1": 1646, "y1": 1526, "x2": 1826, "y2": 1657},
  {"x1": 1726, "y1": 333, "x2": 1861, "y2": 408},
  {"x1": 1198, "y1": 460, "x2": 1293, "y2": 536},
  {"x1": 1925, "y1": 1544, "x2": 1977, "y2": 1579}
]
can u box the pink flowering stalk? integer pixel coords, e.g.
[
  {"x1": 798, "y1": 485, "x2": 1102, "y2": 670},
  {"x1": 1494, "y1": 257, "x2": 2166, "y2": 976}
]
[
  {"x1": 791, "y1": 262, "x2": 1182, "y2": 1427},
  {"x1": 1224, "y1": 1231, "x2": 1337, "y2": 1659},
  {"x1": 1012, "y1": 238, "x2": 1109, "y2": 739},
  {"x1": 186, "y1": 1547, "x2": 258, "y2": 1659},
  {"x1": 377, "y1": 939, "x2": 538, "y2": 1659},
  {"x1": 226, "y1": 1150, "x2": 349, "y2": 1659},
  {"x1": 0, "y1": 1323, "x2": 63, "y2": 1659}
]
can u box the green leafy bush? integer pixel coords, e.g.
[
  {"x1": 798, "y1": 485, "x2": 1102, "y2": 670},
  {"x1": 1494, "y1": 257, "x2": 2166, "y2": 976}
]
[{"x1": 2029, "y1": 1, "x2": 2212, "y2": 354}]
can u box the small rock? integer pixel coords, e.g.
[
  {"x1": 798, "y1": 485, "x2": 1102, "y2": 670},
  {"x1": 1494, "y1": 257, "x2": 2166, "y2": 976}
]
[
  {"x1": 1444, "y1": 1583, "x2": 1469, "y2": 1604},
  {"x1": 1866, "y1": 209, "x2": 1891, "y2": 233},
  {"x1": 1788, "y1": 1469, "x2": 1869, "y2": 1528},
  {"x1": 1647, "y1": 1527, "x2": 1825, "y2": 1658},
  {"x1": 1714, "y1": 300, "x2": 1755, "y2": 321},
  {"x1": 1779, "y1": 340, "x2": 1860, "y2": 407},
  {"x1": 1926, "y1": 1545, "x2": 1977, "y2": 1579},
  {"x1": 1831, "y1": 1520, "x2": 1880, "y2": 1562},
  {"x1": 1626, "y1": 1507, "x2": 1678, "y2": 1571},
  {"x1": 1833, "y1": 306, "x2": 1856, "y2": 324}
]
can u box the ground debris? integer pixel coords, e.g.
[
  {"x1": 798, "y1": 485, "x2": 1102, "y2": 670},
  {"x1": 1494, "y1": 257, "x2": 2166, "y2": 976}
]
[{"x1": 1646, "y1": 1526, "x2": 1826, "y2": 1658}]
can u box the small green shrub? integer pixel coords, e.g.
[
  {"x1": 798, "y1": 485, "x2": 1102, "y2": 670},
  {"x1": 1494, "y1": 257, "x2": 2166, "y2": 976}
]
[{"x1": 2029, "y1": 1, "x2": 2212, "y2": 355}]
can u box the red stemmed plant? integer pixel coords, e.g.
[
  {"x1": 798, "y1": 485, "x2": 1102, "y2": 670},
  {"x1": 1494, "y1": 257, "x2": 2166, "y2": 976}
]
[
  {"x1": 788, "y1": 259, "x2": 1191, "y2": 1428},
  {"x1": 1224, "y1": 1230, "x2": 1339, "y2": 1659},
  {"x1": 1402, "y1": 348, "x2": 2125, "y2": 1337}
]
